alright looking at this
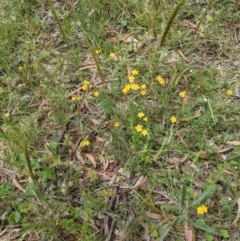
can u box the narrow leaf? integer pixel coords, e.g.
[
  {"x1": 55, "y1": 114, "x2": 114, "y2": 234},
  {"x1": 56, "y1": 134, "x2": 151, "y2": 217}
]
[
  {"x1": 158, "y1": 224, "x2": 171, "y2": 241},
  {"x1": 190, "y1": 183, "x2": 217, "y2": 207}
]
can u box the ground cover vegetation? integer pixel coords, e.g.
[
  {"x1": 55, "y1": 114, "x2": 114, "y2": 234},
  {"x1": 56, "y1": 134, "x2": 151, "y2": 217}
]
[{"x1": 0, "y1": 0, "x2": 240, "y2": 240}]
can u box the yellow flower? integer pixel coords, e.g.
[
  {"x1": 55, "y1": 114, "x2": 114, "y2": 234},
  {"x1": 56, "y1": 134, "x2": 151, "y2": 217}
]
[
  {"x1": 83, "y1": 80, "x2": 90, "y2": 85},
  {"x1": 109, "y1": 52, "x2": 116, "y2": 59},
  {"x1": 122, "y1": 84, "x2": 131, "y2": 94},
  {"x1": 143, "y1": 117, "x2": 148, "y2": 122},
  {"x1": 130, "y1": 83, "x2": 140, "y2": 91},
  {"x1": 18, "y1": 66, "x2": 24, "y2": 71},
  {"x1": 226, "y1": 89, "x2": 233, "y2": 96},
  {"x1": 140, "y1": 84, "x2": 147, "y2": 90},
  {"x1": 82, "y1": 84, "x2": 89, "y2": 91},
  {"x1": 140, "y1": 90, "x2": 147, "y2": 96},
  {"x1": 80, "y1": 140, "x2": 90, "y2": 147},
  {"x1": 114, "y1": 122, "x2": 120, "y2": 128},
  {"x1": 137, "y1": 112, "x2": 145, "y2": 118},
  {"x1": 170, "y1": 116, "x2": 177, "y2": 123},
  {"x1": 71, "y1": 95, "x2": 81, "y2": 101},
  {"x1": 179, "y1": 91, "x2": 186, "y2": 98},
  {"x1": 141, "y1": 129, "x2": 148, "y2": 136},
  {"x1": 82, "y1": 80, "x2": 90, "y2": 91},
  {"x1": 135, "y1": 124, "x2": 143, "y2": 132},
  {"x1": 131, "y1": 69, "x2": 139, "y2": 76},
  {"x1": 94, "y1": 91, "x2": 100, "y2": 97},
  {"x1": 95, "y1": 49, "x2": 101, "y2": 55},
  {"x1": 197, "y1": 205, "x2": 208, "y2": 215},
  {"x1": 128, "y1": 75, "x2": 135, "y2": 83},
  {"x1": 156, "y1": 75, "x2": 166, "y2": 85},
  {"x1": 18, "y1": 64, "x2": 27, "y2": 71}
]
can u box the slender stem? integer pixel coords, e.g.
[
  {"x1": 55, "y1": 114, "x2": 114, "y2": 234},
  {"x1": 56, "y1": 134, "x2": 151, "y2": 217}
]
[
  {"x1": 47, "y1": 0, "x2": 70, "y2": 49},
  {"x1": 160, "y1": 0, "x2": 185, "y2": 47},
  {"x1": 24, "y1": 143, "x2": 38, "y2": 188},
  {"x1": 24, "y1": 143, "x2": 48, "y2": 202},
  {"x1": 81, "y1": 30, "x2": 105, "y2": 84}
]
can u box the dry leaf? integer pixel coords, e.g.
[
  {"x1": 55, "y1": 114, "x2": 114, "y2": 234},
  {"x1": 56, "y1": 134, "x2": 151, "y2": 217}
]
[
  {"x1": 177, "y1": 135, "x2": 188, "y2": 148},
  {"x1": 84, "y1": 153, "x2": 97, "y2": 168},
  {"x1": 145, "y1": 212, "x2": 161, "y2": 220},
  {"x1": 182, "y1": 95, "x2": 189, "y2": 107},
  {"x1": 98, "y1": 154, "x2": 109, "y2": 171},
  {"x1": 120, "y1": 175, "x2": 147, "y2": 190},
  {"x1": 182, "y1": 108, "x2": 203, "y2": 121},
  {"x1": 12, "y1": 178, "x2": 26, "y2": 193},
  {"x1": 217, "y1": 146, "x2": 234, "y2": 153},
  {"x1": 185, "y1": 225, "x2": 195, "y2": 241},
  {"x1": 232, "y1": 197, "x2": 240, "y2": 225},
  {"x1": 226, "y1": 141, "x2": 240, "y2": 146}
]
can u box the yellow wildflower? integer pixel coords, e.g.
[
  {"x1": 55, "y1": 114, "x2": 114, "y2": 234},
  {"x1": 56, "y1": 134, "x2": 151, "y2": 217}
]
[
  {"x1": 109, "y1": 52, "x2": 116, "y2": 59},
  {"x1": 80, "y1": 140, "x2": 90, "y2": 147},
  {"x1": 179, "y1": 91, "x2": 186, "y2": 98},
  {"x1": 128, "y1": 75, "x2": 135, "y2": 83},
  {"x1": 226, "y1": 89, "x2": 233, "y2": 96},
  {"x1": 18, "y1": 66, "x2": 24, "y2": 71},
  {"x1": 94, "y1": 91, "x2": 100, "y2": 97},
  {"x1": 131, "y1": 69, "x2": 139, "y2": 76},
  {"x1": 143, "y1": 117, "x2": 148, "y2": 122},
  {"x1": 82, "y1": 84, "x2": 89, "y2": 91},
  {"x1": 114, "y1": 122, "x2": 120, "y2": 128},
  {"x1": 95, "y1": 49, "x2": 101, "y2": 55},
  {"x1": 140, "y1": 84, "x2": 147, "y2": 90},
  {"x1": 140, "y1": 90, "x2": 147, "y2": 96},
  {"x1": 82, "y1": 80, "x2": 90, "y2": 91},
  {"x1": 122, "y1": 84, "x2": 131, "y2": 94},
  {"x1": 135, "y1": 124, "x2": 143, "y2": 132},
  {"x1": 141, "y1": 129, "x2": 148, "y2": 136},
  {"x1": 156, "y1": 75, "x2": 166, "y2": 85},
  {"x1": 71, "y1": 95, "x2": 81, "y2": 101},
  {"x1": 130, "y1": 83, "x2": 140, "y2": 91},
  {"x1": 170, "y1": 116, "x2": 177, "y2": 123},
  {"x1": 18, "y1": 64, "x2": 27, "y2": 71},
  {"x1": 83, "y1": 80, "x2": 89, "y2": 85},
  {"x1": 197, "y1": 205, "x2": 208, "y2": 215},
  {"x1": 137, "y1": 112, "x2": 145, "y2": 118}
]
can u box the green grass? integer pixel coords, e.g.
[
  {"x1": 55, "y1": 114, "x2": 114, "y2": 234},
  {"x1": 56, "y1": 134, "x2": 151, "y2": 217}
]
[{"x1": 0, "y1": 0, "x2": 240, "y2": 240}]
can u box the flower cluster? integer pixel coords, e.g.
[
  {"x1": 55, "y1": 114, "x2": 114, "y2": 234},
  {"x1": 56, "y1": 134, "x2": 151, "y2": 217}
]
[
  {"x1": 135, "y1": 124, "x2": 148, "y2": 136},
  {"x1": 137, "y1": 112, "x2": 148, "y2": 122},
  {"x1": 122, "y1": 69, "x2": 147, "y2": 96},
  {"x1": 135, "y1": 112, "x2": 149, "y2": 136}
]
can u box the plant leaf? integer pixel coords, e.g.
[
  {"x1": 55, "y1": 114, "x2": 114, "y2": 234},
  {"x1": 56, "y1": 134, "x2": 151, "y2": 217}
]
[
  {"x1": 193, "y1": 218, "x2": 217, "y2": 235},
  {"x1": 190, "y1": 183, "x2": 217, "y2": 207},
  {"x1": 158, "y1": 224, "x2": 171, "y2": 241}
]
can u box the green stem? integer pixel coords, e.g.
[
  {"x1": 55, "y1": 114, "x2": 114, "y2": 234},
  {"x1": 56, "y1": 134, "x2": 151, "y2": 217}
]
[
  {"x1": 160, "y1": 0, "x2": 185, "y2": 47},
  {"x1": 24, "y1": 143, "x2": 47, "y2": 202},
  {"x1": 81, "y1": 30, "x2": 105, "y2": 84},
  {"x1": 47, "y1": 0, "x2": 70, "y2": 49}
]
